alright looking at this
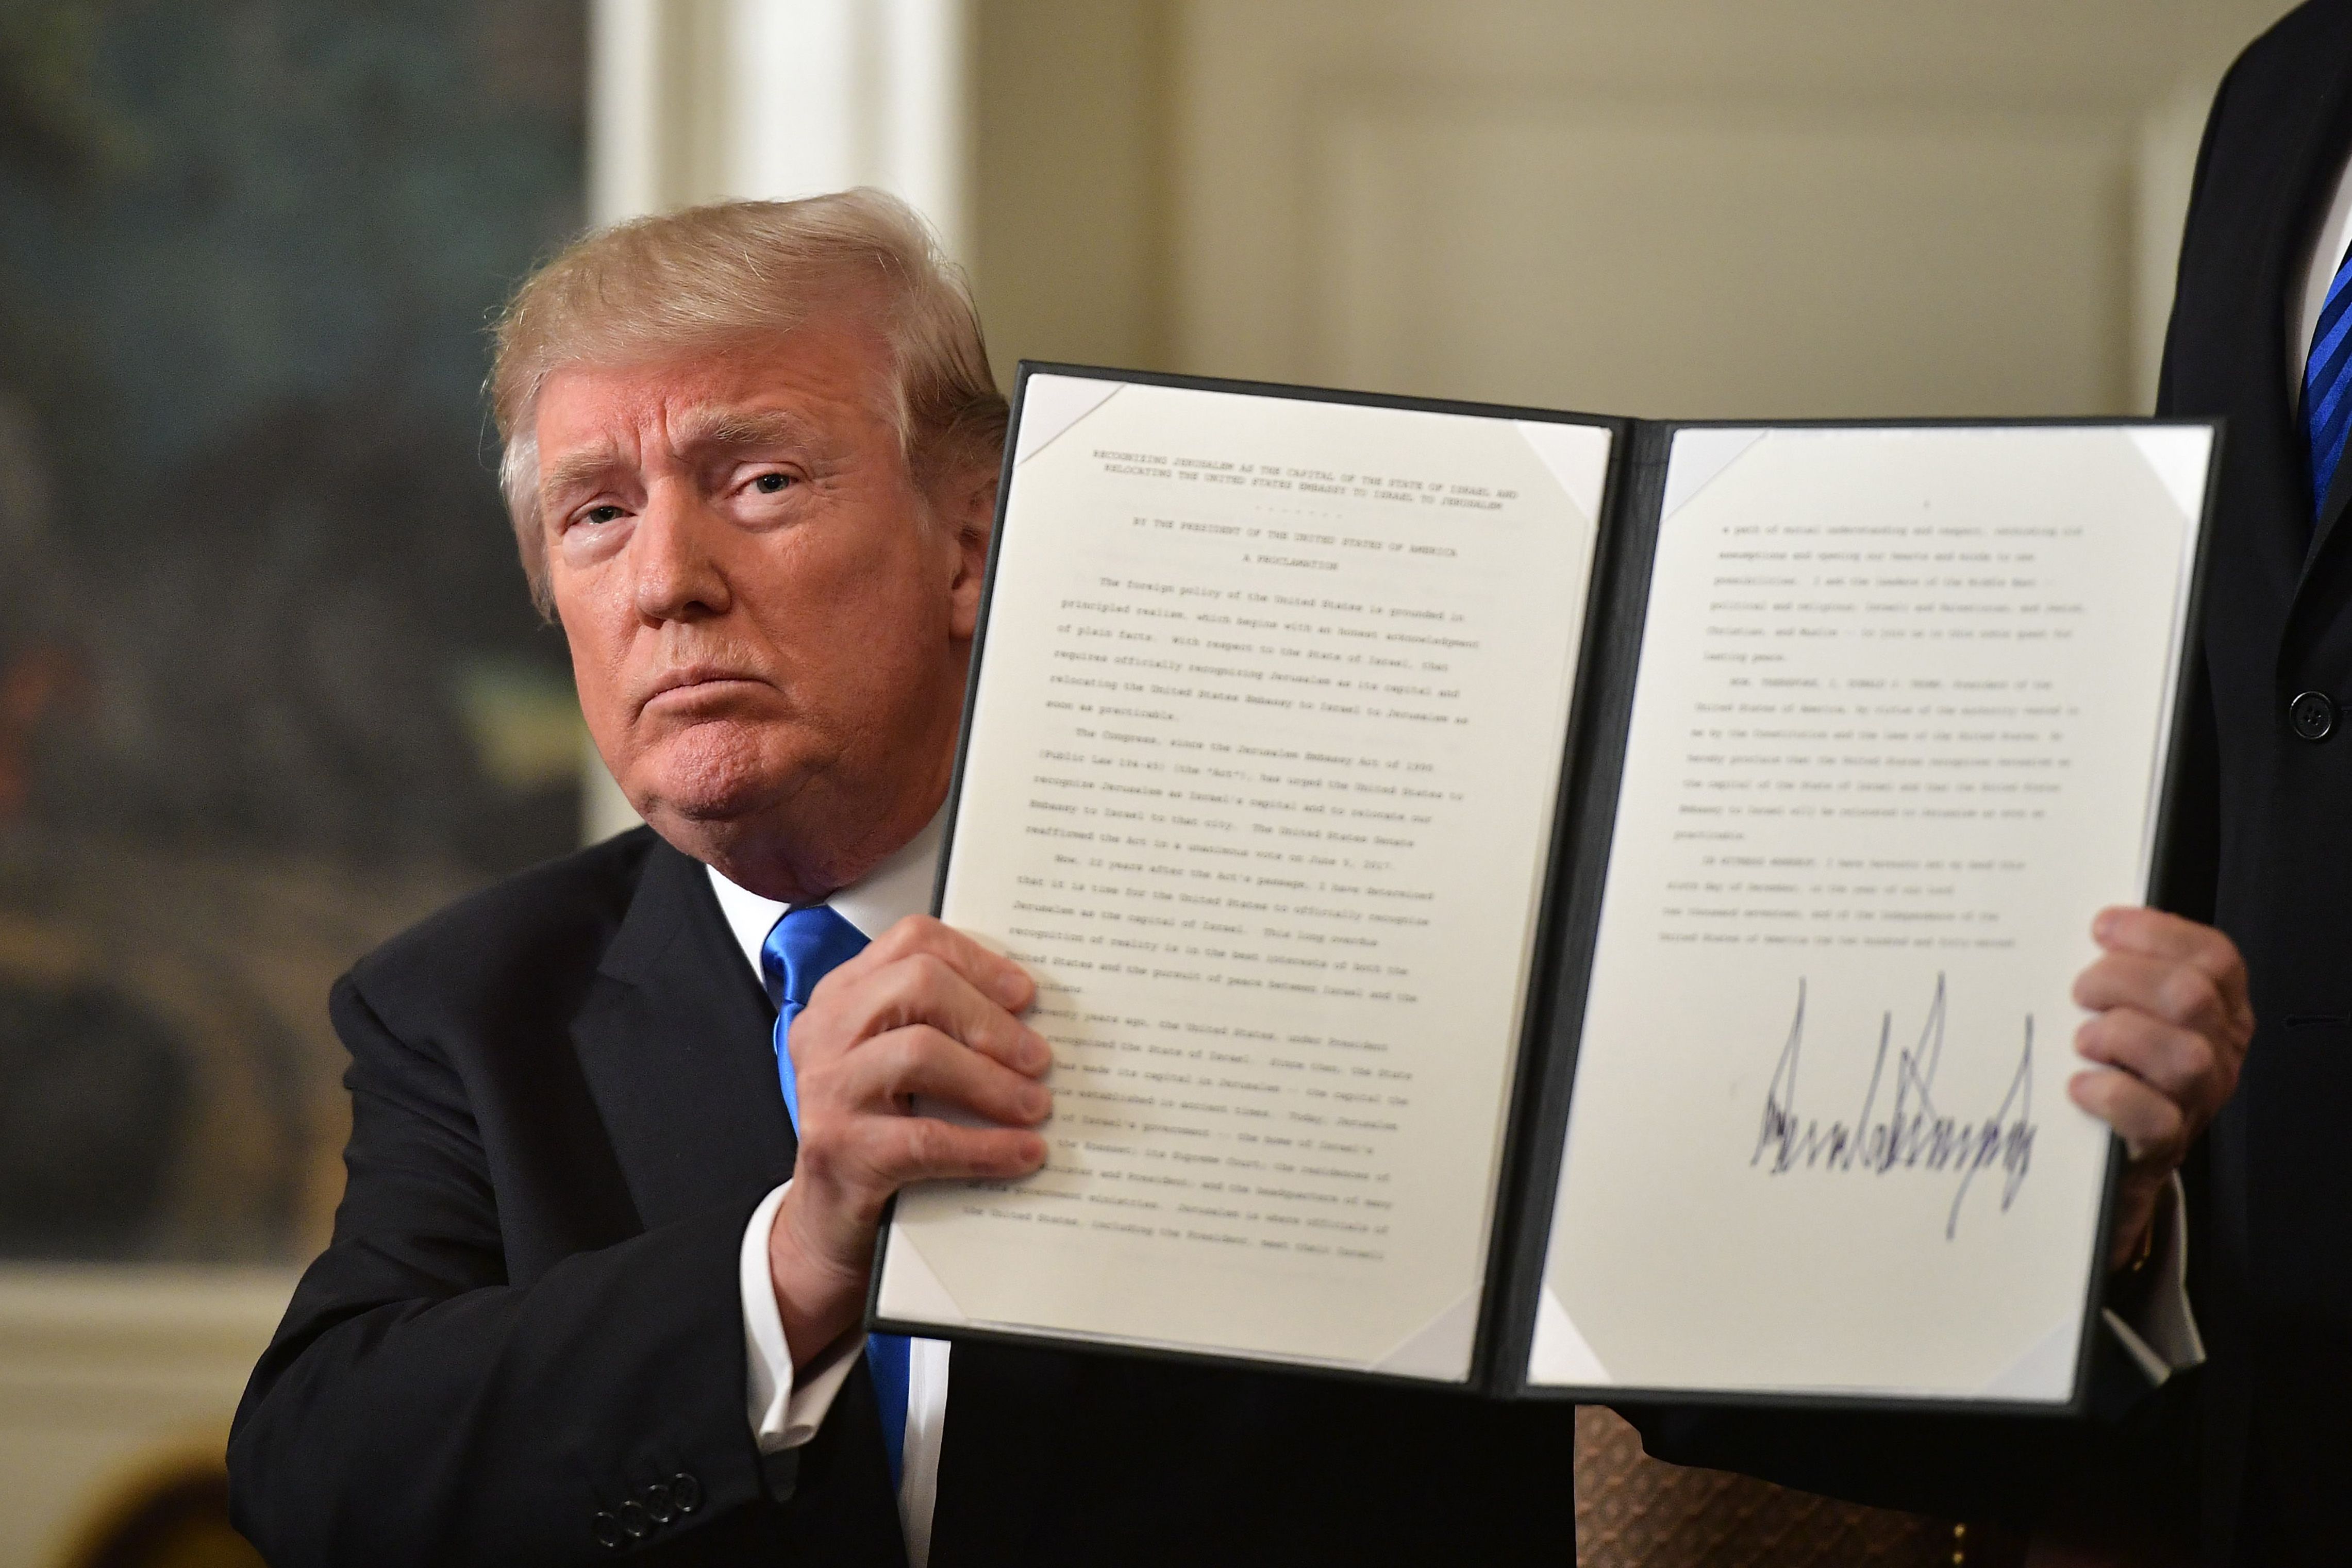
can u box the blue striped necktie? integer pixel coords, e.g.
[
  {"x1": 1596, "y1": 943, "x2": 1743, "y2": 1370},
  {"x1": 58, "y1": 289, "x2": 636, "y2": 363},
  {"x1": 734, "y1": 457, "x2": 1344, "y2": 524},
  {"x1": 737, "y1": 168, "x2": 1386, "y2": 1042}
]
[
  {"x1": 2304, "y1": 240, "x2": 2352, "y2": 519},
  {"x1": 760, "y1": 905, "x2": 912, "y2": 1493}
]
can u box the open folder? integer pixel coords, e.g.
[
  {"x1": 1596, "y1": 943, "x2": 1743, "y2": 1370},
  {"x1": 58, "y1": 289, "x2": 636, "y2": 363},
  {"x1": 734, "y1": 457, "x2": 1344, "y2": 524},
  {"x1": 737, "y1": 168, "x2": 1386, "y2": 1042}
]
[{"x1": 868, "y1": 363, "x2": 2217, "y2": 1414}]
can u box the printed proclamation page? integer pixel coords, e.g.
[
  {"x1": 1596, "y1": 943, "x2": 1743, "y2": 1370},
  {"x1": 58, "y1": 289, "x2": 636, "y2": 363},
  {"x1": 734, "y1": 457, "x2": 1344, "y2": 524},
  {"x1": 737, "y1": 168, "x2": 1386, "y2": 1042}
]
[
  {"x1": 876, "y1": 376, "x2": 1609, "y2": 1379},
  {"x1": 1531, "y1": 424, "x2": 2210, "y2": 1403}
]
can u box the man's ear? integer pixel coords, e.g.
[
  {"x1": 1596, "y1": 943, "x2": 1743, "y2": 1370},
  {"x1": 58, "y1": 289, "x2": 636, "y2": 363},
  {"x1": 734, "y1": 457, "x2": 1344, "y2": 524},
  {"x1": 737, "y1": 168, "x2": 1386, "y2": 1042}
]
[{"x1": 944, "y1": 459, "x2": 1002, "y2": 639}]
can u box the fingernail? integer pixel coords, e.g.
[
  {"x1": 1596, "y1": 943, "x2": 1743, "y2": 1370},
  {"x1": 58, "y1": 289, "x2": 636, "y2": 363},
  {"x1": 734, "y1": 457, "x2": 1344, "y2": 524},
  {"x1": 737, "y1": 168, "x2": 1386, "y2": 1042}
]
[
  {"x1": 1020, "y1": 1133, "x2": 1048, "y2": 1164},
  {"x1": 1024, "y1": 1086, "x2": 1053, "y2": 1120}
]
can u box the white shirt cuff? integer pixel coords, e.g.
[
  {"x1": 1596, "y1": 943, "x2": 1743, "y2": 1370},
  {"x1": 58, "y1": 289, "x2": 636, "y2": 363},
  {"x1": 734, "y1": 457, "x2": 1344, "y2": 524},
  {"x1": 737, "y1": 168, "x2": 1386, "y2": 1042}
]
[
  {"x1": 741, "y1": 1181, "x2": 865, "y2": 1453},
  {"x1": 2101, "y1": 1172, "x2": 2205, "y2": 1386}
]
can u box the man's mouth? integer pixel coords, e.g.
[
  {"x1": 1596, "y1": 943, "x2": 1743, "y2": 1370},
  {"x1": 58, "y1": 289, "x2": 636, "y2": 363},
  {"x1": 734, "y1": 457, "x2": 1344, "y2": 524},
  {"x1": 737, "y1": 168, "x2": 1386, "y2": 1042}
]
[{"x1": 640, "y1": 666, "x2": 767, "y2": 711}]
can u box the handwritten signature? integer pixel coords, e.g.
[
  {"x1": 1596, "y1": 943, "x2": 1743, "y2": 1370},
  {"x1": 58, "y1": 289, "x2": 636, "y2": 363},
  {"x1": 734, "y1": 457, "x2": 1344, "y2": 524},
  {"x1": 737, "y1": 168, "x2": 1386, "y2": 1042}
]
[{"x1": 1749, "y1": 974, "x2": 2037, "y2": 1240}]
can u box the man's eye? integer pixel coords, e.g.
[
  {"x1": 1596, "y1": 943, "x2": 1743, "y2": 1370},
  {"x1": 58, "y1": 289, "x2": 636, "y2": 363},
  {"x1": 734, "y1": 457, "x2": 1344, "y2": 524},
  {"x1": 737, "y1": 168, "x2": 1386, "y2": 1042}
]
[
  {"x1": 579, "y1": 505, "x2": 626, "y2": 527},
  {"x1": 752, "y1": 472, "x2": 793, "y2": 494}
]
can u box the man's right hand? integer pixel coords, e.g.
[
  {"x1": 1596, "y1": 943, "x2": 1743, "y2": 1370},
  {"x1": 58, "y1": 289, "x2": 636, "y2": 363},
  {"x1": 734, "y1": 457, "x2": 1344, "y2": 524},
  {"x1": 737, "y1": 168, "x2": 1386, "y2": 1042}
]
[{"x1": 766, "y1": 915, "x2": 1052, "y2": 1365}]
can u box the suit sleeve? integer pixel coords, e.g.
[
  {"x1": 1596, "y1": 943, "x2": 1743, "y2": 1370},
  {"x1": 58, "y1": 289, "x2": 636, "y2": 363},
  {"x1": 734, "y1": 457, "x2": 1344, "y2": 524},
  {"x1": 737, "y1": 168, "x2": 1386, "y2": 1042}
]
[
  {"x1": 226, "y1": 973, "x2": 898, "y2": 1566},
  {"x1": 2153, "y1": 54, "x2": 2238, "y2": 427}
]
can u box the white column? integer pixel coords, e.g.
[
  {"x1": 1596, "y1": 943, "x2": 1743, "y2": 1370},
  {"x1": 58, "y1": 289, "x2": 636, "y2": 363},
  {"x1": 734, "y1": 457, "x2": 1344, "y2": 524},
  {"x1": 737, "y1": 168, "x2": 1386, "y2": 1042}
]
[
  {"x1": 586, "y1": 0, "x2": 668, "y2": 227},
  {"x1": 577, "y1": 0, "x2": 974, "y2": 843},
  {"x1": 725, "y1": 0, "x2": 970, "y2": 246}
]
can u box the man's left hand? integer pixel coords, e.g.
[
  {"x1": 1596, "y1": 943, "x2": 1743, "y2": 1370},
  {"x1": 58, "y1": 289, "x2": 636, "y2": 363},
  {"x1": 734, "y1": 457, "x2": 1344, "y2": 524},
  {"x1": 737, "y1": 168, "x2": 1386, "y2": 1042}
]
[{"x1": 2070, "y1": 906, "x2": 2253, "y2": 1272}]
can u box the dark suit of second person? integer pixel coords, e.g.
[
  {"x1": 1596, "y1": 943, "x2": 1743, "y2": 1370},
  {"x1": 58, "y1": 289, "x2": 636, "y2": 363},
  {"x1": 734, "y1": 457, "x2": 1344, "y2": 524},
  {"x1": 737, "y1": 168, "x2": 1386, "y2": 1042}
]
[
  {"x1": 1645, "y1": 6, "x2": 2352, "y2": 1563},
  {"x1": 2143, "y1": 3, "x2": 2352, "y2": 1559}
]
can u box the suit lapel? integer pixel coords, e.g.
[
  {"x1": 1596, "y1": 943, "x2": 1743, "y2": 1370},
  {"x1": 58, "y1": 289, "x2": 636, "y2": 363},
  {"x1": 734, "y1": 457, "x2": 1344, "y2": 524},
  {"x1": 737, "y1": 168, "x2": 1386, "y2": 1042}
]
[
  {"x1": 2277, "y1": 41, "x2": 2352, "y2": 619},
  {"x1": 573, "y1": 838, "x2": 797, "y2": 1229},
  {"x1": 2313, "y1": 423, "x2": 2352, "y2": 562},
  {"x1": 576, "y1": 843, "x2": 910, "y2": 1563}
]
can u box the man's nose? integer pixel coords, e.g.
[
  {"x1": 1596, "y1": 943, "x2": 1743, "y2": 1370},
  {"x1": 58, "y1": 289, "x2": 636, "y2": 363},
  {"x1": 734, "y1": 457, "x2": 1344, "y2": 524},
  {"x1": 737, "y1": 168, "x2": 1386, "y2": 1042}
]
[{"x1": 630, "y1": 486, "x2": 732, "y2": 623}]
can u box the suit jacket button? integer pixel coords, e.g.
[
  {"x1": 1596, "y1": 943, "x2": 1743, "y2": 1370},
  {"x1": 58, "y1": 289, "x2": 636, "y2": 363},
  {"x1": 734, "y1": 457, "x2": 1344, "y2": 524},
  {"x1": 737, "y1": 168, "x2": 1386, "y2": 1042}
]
[
  {"x1": 2291, "y1": 690, "x2": 2336, "y2": 741},
  {"x1": 641, "y1": 1478, "x2": 677, "y2": 1525},
  {"x1": 670, "y1": 1471, "x2": 703, "y2": 1515},
  {"x1": 616, "y1": 1499, "x2": 652, "y2": 1540},
  {"x1": 591, "y1": 1512, "x2": 625, "y2": 1549}
]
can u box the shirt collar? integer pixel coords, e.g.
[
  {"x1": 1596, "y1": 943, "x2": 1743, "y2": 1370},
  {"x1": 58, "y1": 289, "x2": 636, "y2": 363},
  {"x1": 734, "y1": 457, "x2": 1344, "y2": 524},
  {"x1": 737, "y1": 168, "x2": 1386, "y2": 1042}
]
[{"x1": 704, "y1": 805, "x2": 948, "y2": 980}]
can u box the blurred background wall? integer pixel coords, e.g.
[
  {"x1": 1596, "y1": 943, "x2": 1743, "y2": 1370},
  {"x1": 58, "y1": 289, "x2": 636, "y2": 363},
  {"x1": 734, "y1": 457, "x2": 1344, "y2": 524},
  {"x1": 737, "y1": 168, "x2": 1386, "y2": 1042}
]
[
  {"x1": 0, "y1": 3, "x2": 588, "y2": 1562},
  {"x1": 0, "y1": 2, "x2": 2299, "y2": 1563}
]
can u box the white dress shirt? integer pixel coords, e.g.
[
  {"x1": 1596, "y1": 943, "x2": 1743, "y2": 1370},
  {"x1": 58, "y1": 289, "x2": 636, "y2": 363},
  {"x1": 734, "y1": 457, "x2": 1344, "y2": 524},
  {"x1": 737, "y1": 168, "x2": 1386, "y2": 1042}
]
[
  {"x1": 2100, "y1": 1182, "x2": 2201, "y2": 1384},
  {"x1": 711, "y1": 810, "x2": 951, "y2": 1568}
]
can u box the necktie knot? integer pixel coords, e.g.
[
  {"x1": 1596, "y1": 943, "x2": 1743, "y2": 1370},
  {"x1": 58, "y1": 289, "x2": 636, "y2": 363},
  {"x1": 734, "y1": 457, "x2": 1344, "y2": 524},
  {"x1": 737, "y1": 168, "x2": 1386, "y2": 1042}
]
[
  {"x1": 761, "y1": 904, "x2": 870, "y2": 1014},
  {"x1": 761, "y1": 905, "x2": 869, "y2": 1136}
]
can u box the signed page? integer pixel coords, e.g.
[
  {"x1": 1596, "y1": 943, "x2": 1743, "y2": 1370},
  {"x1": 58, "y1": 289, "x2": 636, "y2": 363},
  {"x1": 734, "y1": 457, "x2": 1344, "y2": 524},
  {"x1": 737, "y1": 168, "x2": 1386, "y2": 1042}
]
[
  {"x1": 877, "y1": 375, "x2": 1608, "y2": 1379},
  {"x1": 1530, "y1": 425, "x2": 2209, "y2": 1402}
]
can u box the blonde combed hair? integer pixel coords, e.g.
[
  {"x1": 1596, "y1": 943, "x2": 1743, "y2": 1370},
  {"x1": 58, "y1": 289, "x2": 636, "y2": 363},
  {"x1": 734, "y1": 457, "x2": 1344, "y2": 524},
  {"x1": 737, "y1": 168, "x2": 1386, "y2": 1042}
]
[{"x1": 488, "y1": 188, "x2": 1007, "y2": 612}]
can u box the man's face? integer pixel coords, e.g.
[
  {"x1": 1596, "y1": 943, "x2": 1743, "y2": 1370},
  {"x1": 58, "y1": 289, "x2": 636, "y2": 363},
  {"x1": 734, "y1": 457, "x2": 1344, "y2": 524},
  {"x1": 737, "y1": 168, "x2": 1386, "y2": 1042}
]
[{"x1": 535, "y1": 308, "x2": 992, "y2": 897}]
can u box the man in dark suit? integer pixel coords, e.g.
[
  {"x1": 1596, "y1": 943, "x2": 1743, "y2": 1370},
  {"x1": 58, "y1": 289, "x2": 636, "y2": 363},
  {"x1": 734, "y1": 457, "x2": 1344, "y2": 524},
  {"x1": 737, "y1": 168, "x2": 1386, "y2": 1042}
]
[
  {"x1": 1643, "y1": 7, "x2": 2352, "y2": 1563},
  {"x1": 224, "y1": 189, "x2": 1586, "y2": 1567},
  {"x1": 227, "y1": 185, "x2": 2251, "y2": 1565},
  {"x1": 2129, "y1": 3, "x2": 2352, "y2": 1559}
]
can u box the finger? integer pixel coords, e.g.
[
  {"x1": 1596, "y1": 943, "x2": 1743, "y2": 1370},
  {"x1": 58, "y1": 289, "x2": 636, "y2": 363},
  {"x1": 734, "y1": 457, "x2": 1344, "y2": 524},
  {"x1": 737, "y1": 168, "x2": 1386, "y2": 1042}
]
[
  {"x1": 2067, "y1": 1067, "x2": 2187, "y2": 1162},
  {"x1": 2091, "y1": 908, "x2": 2250, "y2": 1013},
  {"x1": 822, "y1": 914, "x2": 1035, "y2": 1012},
  {"x1": 2072, "y1": 950, "x2": 2232, "y2": 1041},
  {"x1": 854, "y1": 1117, "x2": 1049, "y2": 1187},
  {"x1": 840, "y1": 1025, "x2": 1054, "y2": 1126},
  {"x1": 2074, "y1": 1008, "x2": 2230, "y2": 1115},
  {"x1": 819, "y1": 952, "x2": 1051, "y2": 1076}
]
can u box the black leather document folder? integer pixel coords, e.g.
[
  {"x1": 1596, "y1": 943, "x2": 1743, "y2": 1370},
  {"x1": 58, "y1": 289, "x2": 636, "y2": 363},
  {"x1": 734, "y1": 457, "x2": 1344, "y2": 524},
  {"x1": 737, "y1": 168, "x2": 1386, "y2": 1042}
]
[{"x1": 870, "y1": 362, "x2": 2219, "y2": 1415}]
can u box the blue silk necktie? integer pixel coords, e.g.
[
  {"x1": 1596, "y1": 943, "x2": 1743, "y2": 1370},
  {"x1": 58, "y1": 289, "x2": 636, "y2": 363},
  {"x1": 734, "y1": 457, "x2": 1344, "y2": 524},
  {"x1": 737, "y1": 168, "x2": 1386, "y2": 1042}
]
[
  {"x1": 760, "y1": 905, "x2": 912, "y2": 1492},
  {"x1": 2304, "y1": 240, "x2": 2352, "y2": 519}
]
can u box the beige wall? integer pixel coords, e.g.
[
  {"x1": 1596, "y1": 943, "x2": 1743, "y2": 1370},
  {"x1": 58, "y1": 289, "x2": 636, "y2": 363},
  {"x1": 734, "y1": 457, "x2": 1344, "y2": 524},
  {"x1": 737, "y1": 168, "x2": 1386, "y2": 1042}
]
[
  {"x1": 972, "y1": 0, "x2": 1176, "y2": 375},
  {"x1": 973, "y1": 0, "x2": 2298, "y2": 419}
]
